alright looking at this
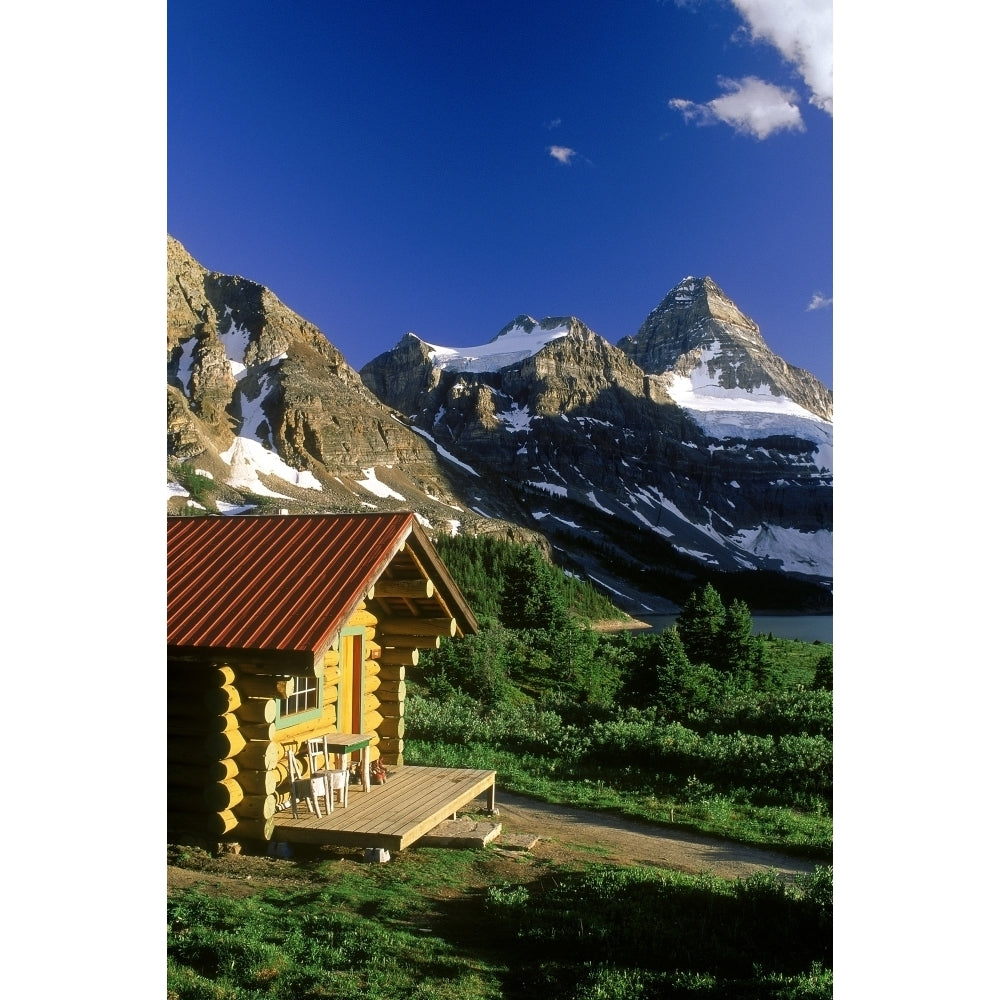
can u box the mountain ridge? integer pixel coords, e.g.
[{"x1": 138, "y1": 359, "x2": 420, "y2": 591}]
[{"x1": 167, "y1": 236, "x2": 831, "y2": 613}]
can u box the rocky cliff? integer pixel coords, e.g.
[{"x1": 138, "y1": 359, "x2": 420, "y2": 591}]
[{"x1": 166, "y1": 236, "x2": 541, "y2": 546}]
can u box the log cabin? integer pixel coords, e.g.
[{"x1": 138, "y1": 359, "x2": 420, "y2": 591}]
[{"x1": 167, "y1": 511, "x2": 478, "y2": 843}]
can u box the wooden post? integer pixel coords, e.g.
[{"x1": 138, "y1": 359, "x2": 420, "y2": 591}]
[
  {"x1": 231, "y1": 815, "x2": 275, "y2": 842},
  {"x1": 236, "y1": 769, "x2": 278, "y2": 796},
  {"x1": 378, "y1": 680, "x2": 406, "y2": 705},
  {"x1": 202, "y1": 685, "x2": 241, "y2": 714},
  {"x1": 204, "y1": 730, "x2": 245, "y2": 760},
  {"x1": 234, "y1": 697, "x2": 278, "y2": 725},
  {"x1": 232, "y1": 793, "x2": 276, "y2": 821},
  {"x1": 239, "y1": 675, "x2": 294, "y2": 699}
]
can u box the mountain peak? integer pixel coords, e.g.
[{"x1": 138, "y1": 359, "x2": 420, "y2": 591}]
[
  {"x1": 638, "y1": 276, "x2": 761, "y2": 346},
  {"x1": 496, "y1": 314, "x2": 540, "y2": 338},
  {"x1": 616, "y1": 276, "x2": 831, "y2": 420}
]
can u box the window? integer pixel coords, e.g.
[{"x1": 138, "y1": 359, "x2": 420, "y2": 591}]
[{"x1": 276, "y1": 674, "x2": 323, "y2": 729}]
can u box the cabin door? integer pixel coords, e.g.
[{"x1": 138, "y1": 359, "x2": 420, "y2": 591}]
[{"x1": 338, "y1": 628, "x2": 365, "y2": 734}]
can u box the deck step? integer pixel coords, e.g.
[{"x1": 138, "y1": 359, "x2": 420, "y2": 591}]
[
  {"x1": 495, "y1": 832, "x2": 539, "y2": 851},
  {"x1": 417, "y1": 817, "x2": 503, "y2": 848}
]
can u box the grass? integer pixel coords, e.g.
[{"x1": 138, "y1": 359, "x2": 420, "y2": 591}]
[
  {"x1": 168, "y1": 846, "x2": 832, "y2": 1000},
  {"x1": 766, "y1": 637, "x2": 832, "y2": 688},
  {"x1": 168, "y1": 848, "x2": 511, "y2": 1000},
  {"x1": 403, "y1": 741, "x2": 832, "y2": 862}
]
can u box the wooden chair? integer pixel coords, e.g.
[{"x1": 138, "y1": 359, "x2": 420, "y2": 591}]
[
  {"x1": 306, "y1": 735, "x2": 350, "y2": 810},
  {"x1": 286, "y1": 745, "x2": 326, "y2": 819}
]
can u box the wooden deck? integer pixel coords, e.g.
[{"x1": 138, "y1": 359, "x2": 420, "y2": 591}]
[{"x1": 270, "y1": 765, "x2": 497, "y2": 851}]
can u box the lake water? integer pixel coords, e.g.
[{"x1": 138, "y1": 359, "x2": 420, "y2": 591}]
[{"x1": 637, "y1": 614, "x2": 833, "y2": 644}]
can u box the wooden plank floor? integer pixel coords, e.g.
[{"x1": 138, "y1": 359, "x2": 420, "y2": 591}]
[{"x1": 271, "y1": 765, "x2": 497, "y2": 851}]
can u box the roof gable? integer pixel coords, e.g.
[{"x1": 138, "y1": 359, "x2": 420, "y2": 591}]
[{"x1": 167, "y1": 513, "x2": 476, "y2": 666}]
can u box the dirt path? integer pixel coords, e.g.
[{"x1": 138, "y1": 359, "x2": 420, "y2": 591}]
[
  {"x1": 492, "y1": 792, "x2": 819, "y2": 881},
  {"x1": 167, "y1": 794, "x2": 822, "y2": 897}
]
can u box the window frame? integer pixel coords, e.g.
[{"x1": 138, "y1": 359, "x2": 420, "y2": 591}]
[{"x1": 274, "y1": 673, "x2": 324, "y2": 729}]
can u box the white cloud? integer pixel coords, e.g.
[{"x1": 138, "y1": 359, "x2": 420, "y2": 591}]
[
  {"x1": 670, "y1": 76, "x2": 804, "y2": 139},
  {"x1": 730, "y1": 0, "x2": 833, "y2": 114},
  {"x1": 548, "y1": 145, "x2": 577, "y2": 164},
  {"x1": 807, "y1": 291, "x2": 832, "y2": 311}
]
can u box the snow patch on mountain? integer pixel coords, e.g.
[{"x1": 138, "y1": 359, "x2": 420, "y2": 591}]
[
  {"x1": 595, "y1": 474, "x2": 831, "y2": 577},
  {"x1": 356, "y1": 467, "x2": 406, "y2": 501},
  {"x1": 663, "y1": 369, "x2": 832, "y2": 472},
  {"x1": 220, "y1": 318, "x2": 252, "y2": 378},
  {"x1": 736, "y1": 525, "x2": 833, "y2": 576},
  {"x1": 424, "y1": 320, "x2": 570, "y2": 373},
  {"x1": 586, "y1": 490, "x2": 615, "y2": 515},
  {"x1": 409, "y1": 424, "x2": 481, "y2": 476},
  {"x1": 221, "y1": 438, "x2": 296, "y2": 498},
  {"x1": 176, "y1": 338, "x2": 197, "y2": 394},
  {"x1": 665, "y1": 355, "x2": 820, "y2": 413},
  {"x1": 499, "y1": 399, "x2": 533, "y2": 432},
  {"x1": 217, "y1": 501, "x2": 257, "y2": 515},
  {"x1": 219, "y1": 371, "x2": 325, "y2": 495},
  {"x1": 176, "y1": 314, "x2": 289, "y2": 389}
]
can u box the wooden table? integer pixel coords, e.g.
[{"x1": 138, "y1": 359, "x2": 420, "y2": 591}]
[{"x1": 322, "y1": 732, "x2": 376, "y2": 793}]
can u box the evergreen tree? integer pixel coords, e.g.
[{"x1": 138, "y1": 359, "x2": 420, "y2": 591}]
[
  {"x1": 434, "y1": 531, "x2": 623, "y2": 625},
  {"x1": 498, "y1": 545, "x2": 569, "y2": 633},
  {"x1": 718, "y1": 597, "x2": 771, "y2": 683},
  {"x1": 718, "y1": 598, "x2": 755, "y2": 672},
  {"x1": 812, "y1": 653, "x2": 833, "y2": 691},
  {"x1": 614, "y1": 632, "x2": 659, "y2": 704},
  {"x1": 558, "y1": 625, "x2": 618, "y2": 705},
  {"x1": 676, "y1": 583, "x2": 726, "y2": 667},
  {"x1": 654, "y1": 626, "x2": 695, "y2": 715}
]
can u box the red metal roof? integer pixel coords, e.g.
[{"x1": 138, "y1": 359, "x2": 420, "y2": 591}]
[{"x1": 167, "y1": 512, "x2": 422, "y2": 660}]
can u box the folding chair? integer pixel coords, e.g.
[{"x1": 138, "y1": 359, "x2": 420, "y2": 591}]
[
  {"x1": 286, "y1": 745, "x2": 326, "y2": 818},
  {"x1": 306, "y1": 735, "x2": 350, "y2": 810}
]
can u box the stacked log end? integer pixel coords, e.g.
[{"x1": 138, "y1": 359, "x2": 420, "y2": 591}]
[
  {"x1": 374, "y1": 671, "x2": 406, "y2": 765},
  {"x1": 168, "y1": 660, "x2": 280, "y2": 844}
]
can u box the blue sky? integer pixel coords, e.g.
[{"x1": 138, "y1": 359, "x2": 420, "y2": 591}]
[{"x1": 168, "y1": 0, "x2": 833, "y2": 388}]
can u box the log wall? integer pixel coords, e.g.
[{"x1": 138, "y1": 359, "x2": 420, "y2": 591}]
[
  {"x1": 373, "y1": 617, "x2": 428, "y2": 766},
  {"x1": 168, "y1": 599, "x2": 385, "y2": 842},
  {"x1": 349, "y1": 605, "x2": 384, "y2": 763},
  {"x1": 168, "y1": 586, "x2": 458, "y2": 838}
]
